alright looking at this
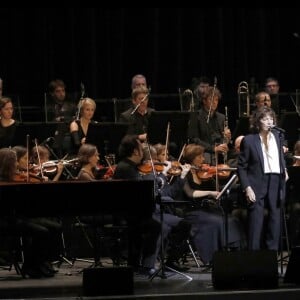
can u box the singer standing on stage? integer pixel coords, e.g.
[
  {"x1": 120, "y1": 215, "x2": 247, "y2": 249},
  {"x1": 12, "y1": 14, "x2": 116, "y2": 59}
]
[
  {"x1": 119, "y1": 86, "x2": 154, "y2": 142},
  {"x1": 46, "y1": 79, "x2": 77, "y2": 157},
  {"x1": 237, "y1": 106, "x2": 288, "y2": 250}
]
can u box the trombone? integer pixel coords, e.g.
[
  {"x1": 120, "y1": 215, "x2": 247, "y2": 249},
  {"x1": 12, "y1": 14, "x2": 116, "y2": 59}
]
[{"x1": 237, "y1": 81, "x2": 250, "y2": 117}]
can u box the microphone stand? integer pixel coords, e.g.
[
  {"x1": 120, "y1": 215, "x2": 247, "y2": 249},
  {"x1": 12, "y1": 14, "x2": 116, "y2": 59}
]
[{"x1": 130, "y1": 93, "x2": 149, "y2": 115}]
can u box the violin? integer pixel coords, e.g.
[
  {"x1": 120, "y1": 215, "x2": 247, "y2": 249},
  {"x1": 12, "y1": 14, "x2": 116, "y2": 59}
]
[
  {"x1": 94, "y1": 164, "x2": 116, "y2": 180},
  {"x1": 13, "y1": 171, "x2": 45, "y2": 183},
  {"x1": 193, "y1": 164, "x2": 234, "y2": 181},
  {"x1": 138, "y1": 160, "x2": 166, "y2": 174},
  {"x1": 167, "y1": 161, "x2": 182, "y2": 176}
]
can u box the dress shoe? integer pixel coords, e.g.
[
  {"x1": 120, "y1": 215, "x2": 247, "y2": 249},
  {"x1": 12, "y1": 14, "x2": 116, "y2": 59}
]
[
  {"x1": 38, "y1": 263, "x2": 55, "y2": 277},
  {"x1": 42, "y1": 261, "x2": 58, "y2": 274},
  {"x1": 22, "y1": 264, "x2": 43, "y2": 279},
  {"x1": 165, "y1": 261, "x2": 190, "y2": 272}
]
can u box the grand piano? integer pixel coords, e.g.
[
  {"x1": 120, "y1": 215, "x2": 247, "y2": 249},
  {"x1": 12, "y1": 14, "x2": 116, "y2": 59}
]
[{"x1": 0, "y1": 179, "x2": 155, "y2": 218}]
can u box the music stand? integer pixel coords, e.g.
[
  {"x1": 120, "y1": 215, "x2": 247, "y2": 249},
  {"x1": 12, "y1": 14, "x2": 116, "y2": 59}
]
[
  {"x1": 85, "y1": 122, "x2": 129, "y2": 163},
  {"x1": 216, "y1": 174, "x2": 238, "y2": 249},
  {"x1": 13, "y1": 122, "x2": 59, "y2": 147},
  {"x1": 147, "y1": 111, "x2": 190, "y2": 157}
]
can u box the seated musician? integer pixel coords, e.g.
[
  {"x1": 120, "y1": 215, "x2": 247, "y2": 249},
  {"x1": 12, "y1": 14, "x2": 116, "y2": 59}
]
[
  {"x1": 70, "y1": 97, "x2": 97, "y2": 155},
  {"x1": 0, "y1": 146, "x2": 61, "y2": 278},
  {"x1": 178, "y1": 143, "x2": 246, "y2": 266},
  {"x1": 113, "y1": 135, "x2": 191, "y2": 275},
  {"x1": 287, "y1": 140, "x2": 300, "y2": 247},
  {"x1": 119, "y1": 86, "x2": 154, "y2": 142},
  {"x1": 0, "y1": 97, "x2": 18, "y2": 149}
]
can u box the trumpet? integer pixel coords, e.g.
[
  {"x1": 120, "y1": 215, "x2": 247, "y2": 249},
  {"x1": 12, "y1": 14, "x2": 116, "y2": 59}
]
[{"x1": 237, "y1": 81, "x2": 250, "y2": 117}]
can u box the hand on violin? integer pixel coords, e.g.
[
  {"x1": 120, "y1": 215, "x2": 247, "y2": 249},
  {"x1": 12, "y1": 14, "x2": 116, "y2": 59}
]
[
  {"x1": 180, "y1": 164, "x2": 191, "y2": 179},
  {"x1": 162, "y1": 161, "x2": 172, "y2": 176},
  {"x1": 245, "y1": 186, "x2": 256, "y2": 203},
  {"x1": 214, "y1": 143, "x2": 229, "y2": 153}
]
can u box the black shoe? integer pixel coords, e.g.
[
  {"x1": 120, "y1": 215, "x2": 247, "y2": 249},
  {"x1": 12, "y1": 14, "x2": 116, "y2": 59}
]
[
  {"x1": 22, "y1": 264, "x2": 43, "y2": 279},
  {"x1": 38, "y1": 263, "x2": 55, "y2": 277},
  {"x1": 43, "y1": 261, "x2": 58, "y2": 274},
  {"x1": 166, "y1": 261, "x2": 190, "y2": 272}
]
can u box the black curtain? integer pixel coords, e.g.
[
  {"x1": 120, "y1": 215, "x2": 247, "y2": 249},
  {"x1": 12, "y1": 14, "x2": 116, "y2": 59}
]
[{"x1": 1, "y1": 8, "x2": 299, "y2": 124}]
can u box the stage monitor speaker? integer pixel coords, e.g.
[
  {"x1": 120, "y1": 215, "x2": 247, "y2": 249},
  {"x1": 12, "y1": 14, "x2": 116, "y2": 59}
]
[
  {"x1": 212, "y1": 250, "x2": 278, "y2": 289},
  {"x1": 82, "y1": 266, "x2": 134, "y2": 296},
  {"x1": 284, "y1": 246, "x2": 300, "y2": 284}
]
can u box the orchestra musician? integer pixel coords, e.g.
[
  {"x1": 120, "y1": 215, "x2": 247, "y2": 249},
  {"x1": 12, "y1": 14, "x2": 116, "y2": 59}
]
[
  {"x1": 46, "y1": 79, "x2": 77, "y2": 158},
  {"x1": 0, "y1": 97, "x2": 18, "y2": 149},
  {"x1": 0, "y1": 146, "x2": 62, "y2": 278},
  {"x1": 286, "y1": 140, "x2": 300, "y2": 247},
  {"x1": 119, "y1": 86, "x2": 154, "y2": 142},
  {"x1": 187, "y1": 86, "x2": 231, "y2": 166},
  {"x1": 179, "y1": 143, "x2": 246, "y2": 266},
  {"x1": 76, "y1": 143, "x2": 99, "y2": 181},
  {"x1": 113, "y1": 135, "x2": 191, "y2": 275},
  {"x1": 70, "y1": 97, "x2": 97, "y2": 155}
]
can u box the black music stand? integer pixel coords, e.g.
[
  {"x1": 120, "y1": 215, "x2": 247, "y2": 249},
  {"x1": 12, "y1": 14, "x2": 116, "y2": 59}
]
[
  {"x1": 149, "y1": 191, "x2": 192, "y2": 281},
  {"x1": 13, "y1": 122, "x2": 58, "y2": 147},
  {"x1": 85, "y1": 122, "x2": 129, "y2": 163},
  {"x1": 147, "y1": 111, "x2": 190, "y2": 158},
  {"x1": 216, "y1": 174, "x2": 238, "y2": 249}
]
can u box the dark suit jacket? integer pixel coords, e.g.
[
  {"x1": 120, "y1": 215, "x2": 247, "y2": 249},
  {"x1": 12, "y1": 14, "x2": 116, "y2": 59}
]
[
  {"x1": 119, "y1": 107, "x2": 155, "y2": 136},
  {"x1": 188, "y1": 109, "x2": 225, "y2": 153},
  {"x1": 237, "y1": 131, "x2": 287, "y2": 205}
]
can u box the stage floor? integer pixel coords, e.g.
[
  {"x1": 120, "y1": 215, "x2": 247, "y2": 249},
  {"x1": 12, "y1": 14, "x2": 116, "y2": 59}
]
[{"x1": 0, "y1": 253, "x2": 300, "y2": 300}]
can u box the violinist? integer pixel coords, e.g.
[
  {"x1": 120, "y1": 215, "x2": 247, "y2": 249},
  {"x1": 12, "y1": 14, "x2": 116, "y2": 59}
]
[
  {"x1": 179, "y1": 143, "x2": 246, "y2": 266},
  {"x1": 31, "y1": 145, "x2": 64, "y2": 182},
  {"x1": 0, "y1": 147, "x2": 62, "y2": 278},
  {"x1": 0, "y1": 147, "x2": 18, "y2": 181},
  {"x1": 76, "y1": 143, "x2": 99, "y2": 181},
  {"x1": 187, "y1": 86, "x2": 231, "y2": 165},
  {"x1": 113, "y1": 135, "x2": 191, "y2": 274},
  {"x1": 12, "y1": 145, "x2": 47, "y2": 182}
]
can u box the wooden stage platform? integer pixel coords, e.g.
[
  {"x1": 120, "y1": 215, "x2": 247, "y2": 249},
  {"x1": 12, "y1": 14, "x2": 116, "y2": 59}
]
[{"x1": 1, "y1": 254, "x2": 300, "y2": 300}]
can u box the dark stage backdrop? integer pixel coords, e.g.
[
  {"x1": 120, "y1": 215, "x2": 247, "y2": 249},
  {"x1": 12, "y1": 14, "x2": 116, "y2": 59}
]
[{"x1": 0, "y1": 8, "x2": 300, "y2": 126}]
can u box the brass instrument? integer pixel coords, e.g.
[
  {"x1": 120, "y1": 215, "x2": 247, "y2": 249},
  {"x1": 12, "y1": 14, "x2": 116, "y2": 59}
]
[
  {"x1": 180, "y1": 88, "x2": 195, "y2": 112},
  {"x1": 237, "y1": 81, "x2": 250, "y2": 117}
]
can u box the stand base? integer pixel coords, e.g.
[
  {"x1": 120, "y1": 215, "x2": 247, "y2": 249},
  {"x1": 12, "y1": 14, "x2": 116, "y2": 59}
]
[{"x1": 149, "y1": 265, "x2": 192, "y2": 281}]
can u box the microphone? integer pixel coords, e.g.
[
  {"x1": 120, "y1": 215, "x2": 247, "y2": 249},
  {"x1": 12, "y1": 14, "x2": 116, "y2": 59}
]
[{"x1": 269, "y1": 125, "x2": 286, "y2": 133}]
